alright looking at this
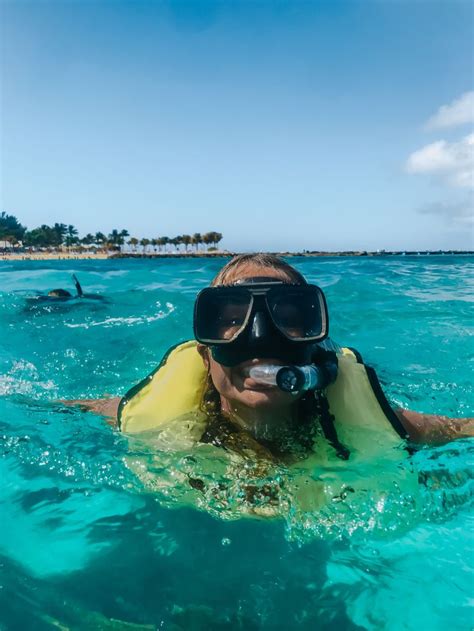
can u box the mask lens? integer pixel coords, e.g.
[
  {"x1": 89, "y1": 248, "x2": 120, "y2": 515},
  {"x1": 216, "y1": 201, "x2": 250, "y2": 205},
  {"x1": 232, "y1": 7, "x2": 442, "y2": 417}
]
[
  {"x1": 195, "y1": 288, "x2": 251, "y2": 342},
  {"x1": 268, "y1": 287, "x2": 325, "y2": 340},
  {"x1": 217, "y1": 300, "x2": 250, "y2": 340}
]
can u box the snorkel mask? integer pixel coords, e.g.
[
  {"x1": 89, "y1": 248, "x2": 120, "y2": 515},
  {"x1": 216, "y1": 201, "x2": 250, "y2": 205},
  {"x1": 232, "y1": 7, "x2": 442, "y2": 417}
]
[{"x1": 193, "y1": 276, "x2": 329, "y2": 369}]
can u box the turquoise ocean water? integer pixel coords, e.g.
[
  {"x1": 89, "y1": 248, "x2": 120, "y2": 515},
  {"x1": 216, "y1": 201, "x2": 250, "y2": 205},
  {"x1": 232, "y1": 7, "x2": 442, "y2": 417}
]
[{"x1": 0, "y1": 256, "x2": 473, "y2": 630}]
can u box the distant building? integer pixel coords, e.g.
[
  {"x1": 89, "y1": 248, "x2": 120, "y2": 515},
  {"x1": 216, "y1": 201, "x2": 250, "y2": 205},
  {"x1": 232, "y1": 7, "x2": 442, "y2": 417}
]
[{"x1": 0, "y1": 240, "x2": 21, "y2": 249}]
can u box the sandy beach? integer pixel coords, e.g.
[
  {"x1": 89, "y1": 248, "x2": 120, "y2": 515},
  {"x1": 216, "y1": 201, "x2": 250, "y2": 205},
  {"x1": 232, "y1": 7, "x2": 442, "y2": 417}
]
[
  {"x1": 0, "y1": 251, "x2": 111, "y2": 261},
  {"x1": 0, "y1": 250, "x2": 233, "y2": 261}
]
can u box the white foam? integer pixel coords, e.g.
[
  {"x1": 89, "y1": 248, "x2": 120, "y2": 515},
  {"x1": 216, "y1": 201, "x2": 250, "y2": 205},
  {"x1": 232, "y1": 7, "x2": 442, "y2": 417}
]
[
  {"x1": 0, "y1": 360, "x2": 56, "y2": 396},
  {"x1": 64, "y1": 304, "x2": 175, "y2": 329}
]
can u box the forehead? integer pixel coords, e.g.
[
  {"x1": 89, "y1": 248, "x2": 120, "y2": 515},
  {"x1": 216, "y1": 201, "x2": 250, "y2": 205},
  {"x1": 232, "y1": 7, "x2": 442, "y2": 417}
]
[{"x1": 223, "y1": 263, "x2": 293, "y2": 285}]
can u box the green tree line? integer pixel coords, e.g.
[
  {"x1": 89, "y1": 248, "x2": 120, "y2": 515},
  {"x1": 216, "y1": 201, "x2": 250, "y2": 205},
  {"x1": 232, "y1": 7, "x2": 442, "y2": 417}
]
[{"x1": 0, "y1": 212, "x2": 223, "y2": 252}]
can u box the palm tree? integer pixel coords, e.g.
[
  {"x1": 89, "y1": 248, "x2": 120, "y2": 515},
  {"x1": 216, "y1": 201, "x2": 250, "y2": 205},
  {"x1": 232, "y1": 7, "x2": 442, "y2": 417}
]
[
  {"x1": 108, "y1": 229, "x2": 119, "y2": 246},
  {"x1": 201, "y1": 232, "x2": 223, "y2": 251},
  {"x1": 192, "y1": 232, "x2": 202, "y2": 252},
  {"x1": 209, "y1": 231, "x2": 223, "y2": 249},
  {"x1": 65, "y1": 224, "x2": 79, "y2": 249},
  {"x1": 95, "y1": 232, "x2": 106, "y2": 250},
  {"x1": 81, "y1": 233, "x2": 94, "y2": 245},
  {"x1": 108, "y1": 229, "x2": 129, "y2": 250},
  {"x1": 170, "y1": 236, "x2": 181, "y2": 252},
  {"x1": 140, "y1": 238, "x2": 150, "y2": 253},
  {"x1": 42, "y1": 225, "x2": 62, "y2": 247},
  {"x1": 202, "y1": 232, "x2": 212, "y2": 251},
  {"x1": 181, "y1": 234, "x2": 192, "y2": 252},
  {"x1": 156, "y1": 236, "x2": 169, "y2": 253},
  {"x1": 0, "y1": 212, "x2": 26, "y2": 242},
  {"x1": 213, "y1": 232, "x2": 223, "y2": 249},
  {"x1": 128, "y1": 237, "x2": 139, "y2": 253},
  {"x1": 53, "y1": 223, "x2": 67, "y2": 246}
]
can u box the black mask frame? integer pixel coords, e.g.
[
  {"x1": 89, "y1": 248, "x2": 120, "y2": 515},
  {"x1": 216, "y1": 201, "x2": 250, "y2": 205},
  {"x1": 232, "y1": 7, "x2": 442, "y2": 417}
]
[
  {"x1": 193, "y1": 279, "x2": 329, "y2": 367},
  {"x1": 193, "y1": 281, "x2": 329, "y2": 345}
]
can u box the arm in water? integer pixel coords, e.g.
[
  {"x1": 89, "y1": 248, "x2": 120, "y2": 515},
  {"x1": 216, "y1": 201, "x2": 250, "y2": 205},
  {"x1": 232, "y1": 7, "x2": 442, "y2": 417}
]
[
  {"x1": 62, "y1": 397, "x2": 120, "y2": 426},
  {"x1": 395, "y1": 409, "x2": 474, "y2": 445}
]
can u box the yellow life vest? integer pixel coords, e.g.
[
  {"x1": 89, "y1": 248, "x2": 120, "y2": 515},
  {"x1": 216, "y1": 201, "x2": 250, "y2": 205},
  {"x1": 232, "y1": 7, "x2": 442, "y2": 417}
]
[
  {"x1": 118, "y1": 340, "x2": 408, "y2": 457},
  {"x1": 118, "y1": 342, "x2": 420, "y2": 525}
]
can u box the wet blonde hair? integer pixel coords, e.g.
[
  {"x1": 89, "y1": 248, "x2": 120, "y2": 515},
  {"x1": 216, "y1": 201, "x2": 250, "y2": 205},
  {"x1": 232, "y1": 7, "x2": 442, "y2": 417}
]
[{"x1": 210, "y1": 253, "x2": 306, "y2": 287}]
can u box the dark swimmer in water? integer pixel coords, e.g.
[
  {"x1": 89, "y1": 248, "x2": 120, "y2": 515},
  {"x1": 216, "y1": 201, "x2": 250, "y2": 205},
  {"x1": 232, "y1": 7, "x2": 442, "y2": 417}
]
[{"x1": 25, "y1": 274, "x2": 107, "y2": 309}]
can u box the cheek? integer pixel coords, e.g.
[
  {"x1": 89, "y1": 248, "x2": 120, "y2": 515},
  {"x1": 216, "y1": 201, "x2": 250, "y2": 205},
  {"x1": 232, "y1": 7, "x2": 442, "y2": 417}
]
[{"x1": 209, "y1": 362, "x2": 235, "y2": 397}]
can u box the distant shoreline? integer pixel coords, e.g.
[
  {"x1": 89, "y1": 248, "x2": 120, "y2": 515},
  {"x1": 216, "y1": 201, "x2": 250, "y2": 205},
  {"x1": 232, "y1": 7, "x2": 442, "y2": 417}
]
[
  {"x1": 0, "y1": 252, "x2": 110, "y2": 261},
  {"x1": 1, "y1": 249, "x2": 473, "y2": 261}
]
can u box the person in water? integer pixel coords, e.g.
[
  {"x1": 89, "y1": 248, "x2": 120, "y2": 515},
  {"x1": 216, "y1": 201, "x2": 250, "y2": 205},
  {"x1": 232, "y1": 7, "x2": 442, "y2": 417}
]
[
  {"x1": 76, "y1": 253, "x2": 473, "y2": 451},
  {"x1": 45, "y1": 274, "x2": 83, "y2": 300},
  {"x1": 27, "y1": 274, "x2": 105, "y2": 306},
  {"x1": 47, "y1": 288, "x2": 74, "y2": 299}
]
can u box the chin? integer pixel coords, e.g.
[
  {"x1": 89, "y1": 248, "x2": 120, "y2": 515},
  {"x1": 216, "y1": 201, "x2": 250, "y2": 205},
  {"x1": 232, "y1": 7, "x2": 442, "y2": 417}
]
[{"x1": 238, "y1": 388, "x2": 291, "y2": 409}]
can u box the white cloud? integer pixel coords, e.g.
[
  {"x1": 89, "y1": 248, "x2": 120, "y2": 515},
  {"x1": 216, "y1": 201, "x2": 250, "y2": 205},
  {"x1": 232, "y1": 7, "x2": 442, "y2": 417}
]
[
  {"x1": 417, "y1": 198, "x2": 474, "y2": 227},
  {"x1": 407, "y1": 93, "x2": 474, "y2": 231},
  {"x1": 425, "y1": 91, "x2": 474, "y2": 130},
  {"x1": 406, "y1": 133, "x2": 474, "y2": 189}
]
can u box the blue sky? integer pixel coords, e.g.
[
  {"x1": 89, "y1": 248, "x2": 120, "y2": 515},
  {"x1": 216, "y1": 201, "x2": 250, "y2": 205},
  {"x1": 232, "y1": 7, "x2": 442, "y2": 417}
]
[{"x1": 1, "y1": 0, "x2": 473, "y2": 251}]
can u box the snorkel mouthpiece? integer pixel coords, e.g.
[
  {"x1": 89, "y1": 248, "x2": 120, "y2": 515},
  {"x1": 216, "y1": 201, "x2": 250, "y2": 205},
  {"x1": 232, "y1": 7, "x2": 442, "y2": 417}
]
[
  {"x1": 244, "y1": 362, "x2": 337, "y2": 394},
  {"x1": 277, "y1": 365, "x2": 318, "y2": 393}
]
